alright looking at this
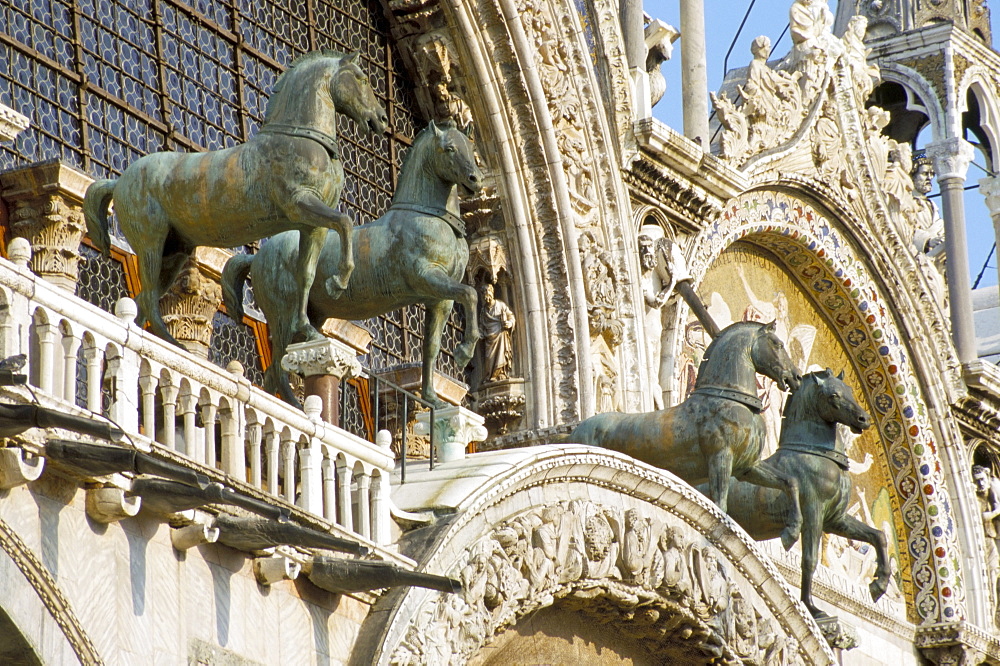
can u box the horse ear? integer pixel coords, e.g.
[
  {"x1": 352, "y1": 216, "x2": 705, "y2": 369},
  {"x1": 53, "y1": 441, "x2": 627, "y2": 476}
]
[
  {"x1": 819, "y1": 368, "x2": 833, "y2": 378},
  {"x1": 428, "y1": 119, "x2": 442, "y2": 136},
  {"x1": 343, "y1": 51, "x2": 360, "y2": 65},
  {"x1": 763, "y1": 320, "x2": 777, "y2": 333},
  {"x1": 837, "y1": 369, "x2": 846, "y2": 381}
]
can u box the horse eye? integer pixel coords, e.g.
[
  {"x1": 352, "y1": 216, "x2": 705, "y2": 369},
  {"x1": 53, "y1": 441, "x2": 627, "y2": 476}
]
[{"x1": 446, "y1": 146, "x2": 455, "y2": 152}]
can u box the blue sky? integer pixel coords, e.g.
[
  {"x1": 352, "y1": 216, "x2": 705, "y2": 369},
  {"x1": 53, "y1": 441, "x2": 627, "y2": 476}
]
[{"x1": 643, "y1": 0, "x2": 1000, "y2": 288}]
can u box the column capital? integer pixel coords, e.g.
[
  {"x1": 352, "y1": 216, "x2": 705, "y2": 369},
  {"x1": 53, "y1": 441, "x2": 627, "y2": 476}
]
[
  {"x1": 282, "y1": 337, "x2": 362, "y2": 381},
  {"x1": 414, "y1": 405, "x2": 488, "y2": 462},
  {"x1": 978, "y1": 176, "x2": 1000, "y2": 216},
  {"x1": 925, "y1": 138, "x2": 976, "y2": 181}
]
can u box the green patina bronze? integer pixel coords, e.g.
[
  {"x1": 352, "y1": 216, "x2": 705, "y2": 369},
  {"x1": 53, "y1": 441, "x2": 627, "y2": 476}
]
[
  {"x1": 222, "y1": 119, "x2": 483, "y2": 406},
  {"x1": 719, "y1": 369, "x2": 889, "y2": 618},
  {"x1": 571, "y1": 321, "x2": 808, "y2": 548},
  {"x1": 83, "y1": 50, "x2": 388, "y2": 345}
]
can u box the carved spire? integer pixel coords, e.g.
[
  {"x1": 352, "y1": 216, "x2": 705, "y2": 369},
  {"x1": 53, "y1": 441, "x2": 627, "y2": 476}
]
[{"x1": 834, "y1": 0, "x2": 991, "y2": 44}]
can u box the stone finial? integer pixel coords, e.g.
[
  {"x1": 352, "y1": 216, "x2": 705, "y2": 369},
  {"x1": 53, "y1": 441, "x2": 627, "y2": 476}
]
[
  {"x1": 0, "y1": 447, "x2": 45, "y2": 489},
  {"x1": 0, "y1": 161, "x2": 93, "y2": 291},
  {"x1": 414, "y1": 405, "x2": 488, "y2": 462},
  {"x1": 282, "y1": 337, "x2": 362, "y2": 381},
  {"x1": 115, "y1": 297, "x2": 138, "y2": 323},
  {"x1": 159, "y1": 250, "x2": 226, "y2": 358},
  {"x1": 7, "y1": 237, "x2": 31, "y2": 268}
]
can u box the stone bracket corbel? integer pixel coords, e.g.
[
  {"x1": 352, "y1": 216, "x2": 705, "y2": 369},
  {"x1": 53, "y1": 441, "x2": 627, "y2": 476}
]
[
  {"x1": 170, "y1": 521, "x2": 220, "y2": 551},
  {"x1": 86, "y1": 485, "x2": 141, "y2": 523},
  {"x1": 253, "y1": 553, "x2": 302, "y2": 585},
  {"x1": 0, "y1": 446, "x2": 44, "y2": 489}
]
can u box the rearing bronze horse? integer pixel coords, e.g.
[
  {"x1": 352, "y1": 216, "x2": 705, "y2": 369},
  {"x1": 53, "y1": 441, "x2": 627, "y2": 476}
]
[
  {"x1": 572, "y1": 320, "x2": 805, "y2": 548},
  {"x1": 83, "y1": 50, "x2": 388, "y2": 346}
]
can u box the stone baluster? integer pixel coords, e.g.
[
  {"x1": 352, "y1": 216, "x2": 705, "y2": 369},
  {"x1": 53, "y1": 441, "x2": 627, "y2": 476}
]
[
  {"x1": 370, "y1": 472, "x2": 389, "y2": 545},
  {"x1": 178, "y1": 391, "x2": 199, "y2": 459},
  {"x1": 336, "y1": 457, "x2": 354, "y2": 532},
  {"x1": 159, "y1": 381, "x2": 179, "y2": 451},
  {"x1": 33, "y1": 318, "x2": 57, "y2": 394},
  {"x1": 978, "y1": 176, "x2": 1000, "y2": 292},
  {"x1": 355, "y1": 470, "x2": 371, "y2": 539},
  {"x1": 0, "y1": 160, "x2": 93, "y2": 291},
  {"x1": 246, "y1": 420, "x2": 263, "y2": 489},
  {"x1": 322, "y1": 454, "x2": 336, "y2": 521},
  {"x1": 201, "y1": 400, "x2": 218, "y2": 468},
  {"x1": 108, "y1": 299, "x2": 141, "y2": 433},
  {"x1": 927, "y1": 138, "x2": 977, "y2": 362},
  {"x1": 59, "y1": 328, "x2": 81, "y2": 404},
  {"x1": 297, "y1": 396, "x2": 323, "y2": 513},
  {"x1": 265, "y1": 430, "x2": 280, "y2": 496},
  {"x1": 219, "y1": 400, "x2": 245, "y2": 481},
  {"x1": 139, "y1": 373, "x2": 158, "y2": 441},
  {"x1": 82, "y1": 343, "x2": 103, "y2": 414},
  {"x1": 281, "y1": 435, "x2": 296, "y2": 504}
]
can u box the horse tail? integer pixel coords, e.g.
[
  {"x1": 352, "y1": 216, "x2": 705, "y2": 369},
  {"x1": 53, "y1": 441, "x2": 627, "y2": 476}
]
[
  {"x1": 82, "y1": 179, "x2": 117, "y2": 257},
  {"x1": 221, "y1": 253, "x2": 254, "y2": 321}
]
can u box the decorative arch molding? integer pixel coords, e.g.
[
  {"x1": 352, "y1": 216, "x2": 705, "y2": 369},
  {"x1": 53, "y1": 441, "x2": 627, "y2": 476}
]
[
  {"x1": 358, "y1": 446, "x2": 833, "y2": 665},
  {"x1": 0, "y1": 517, "x2": 103, "y2": 664},
  {"x1": 432, "y1": 0, "x2": 643, "y2": 424},
  {"x1": 877, "y1": 63, "x2": 946, "y2": 142},
  {"x1": 684, "y1": 185, "x2": 976, "y2": 626},
  {"x1": 958, "y1": 71, "x2": 1000, "y2": 169}
]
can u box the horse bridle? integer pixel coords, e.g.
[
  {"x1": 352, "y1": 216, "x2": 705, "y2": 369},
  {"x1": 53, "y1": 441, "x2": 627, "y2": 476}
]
[
  {"x1": 257, "y1": 123, "x2": 341, "y2": 161},
  {"x1": 388, "y1": 203, "x2": 466, "y2": 238},
  {"x1": 690, "y1": 385, "x2": 763, "y2": 412}
]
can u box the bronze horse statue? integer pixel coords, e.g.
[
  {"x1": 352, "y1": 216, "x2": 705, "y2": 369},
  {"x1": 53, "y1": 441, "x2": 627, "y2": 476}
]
[
  {"x1": 718, "y1": 369, "x2": 888, "y2": 618},
  {"x1": 83, "y1": 50, "x2": 388, "y2": 346},
  {"x1": 572, "y1": 320, "x2": 805, "y2": 548},
  {"x1": 222, "y1": 119, "x2": 482, "y2": 406}
]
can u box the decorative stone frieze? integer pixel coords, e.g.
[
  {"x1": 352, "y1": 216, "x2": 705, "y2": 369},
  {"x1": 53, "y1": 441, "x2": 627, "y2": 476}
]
[
  {"x1": 0, "y1": 160, "x2": 93, "y2": 291},
  {"x1": 159, "y1": 247, "x2": 227, "y2": 357},
  {"x1": 414, "y1": 404, "x2": 487, "y2": 462},
  {"x1": 0, "y1": 103, "x2": 29, "y2": 143}
]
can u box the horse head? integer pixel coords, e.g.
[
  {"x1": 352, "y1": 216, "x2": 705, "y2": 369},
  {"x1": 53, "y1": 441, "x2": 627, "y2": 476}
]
[
  {"x1": 750, "y1": 321, "x2": 802, "y2": 391},
  {"x1": 428, "y1": 119, "x2": 482, "y2": 197},
  {"x1": 808, "y1": 368, "x2": 871, "y2": 434},
  {"x1": 329, "y1": 52, "x2": 388, "y2": 135}
]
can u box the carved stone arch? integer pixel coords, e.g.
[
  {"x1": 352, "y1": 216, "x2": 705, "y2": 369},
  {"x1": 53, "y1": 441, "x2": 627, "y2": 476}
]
[
  {"x1": 684, "y1": 186, "x2": 973, "y2": 626},
  {"x1": 877, "y1": 63, "x2": 947, "y2": 143},
  {"x1": 353, "y1": 447, "x2": 832, "y2": 665},
  {"x1": 430, "y1": 0, "x2": 642, "y2": 423},
  {"x1": 958, "y1": 72, "x2": 1000, "y2": 171},
  {"x1": 0, "y1": 519, "x2": 102, "y2": 664}
]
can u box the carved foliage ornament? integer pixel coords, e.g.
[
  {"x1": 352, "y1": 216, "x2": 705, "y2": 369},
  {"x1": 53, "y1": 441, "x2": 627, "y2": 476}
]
[{"x1": 390, "y1": 500, "x2": 806, "y2": 665}]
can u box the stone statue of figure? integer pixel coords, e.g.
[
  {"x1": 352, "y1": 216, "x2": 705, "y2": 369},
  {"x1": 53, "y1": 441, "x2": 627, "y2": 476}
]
[
  {"x1": 638, "y1": 224, "x2": 689, "y2": 409},
  {"x1": 480, "y1": 283, "x2": 516, "y2": 383},
  {"x1": 973, "y1": 465, "x2": 1000, "y2": 621},
  {"x1": 911, "y1": 157, "x2": 946, "y2": 261}
]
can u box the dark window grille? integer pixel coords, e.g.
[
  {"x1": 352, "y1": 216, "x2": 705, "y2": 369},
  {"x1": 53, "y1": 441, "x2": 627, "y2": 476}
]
[
  {"x1": 209, "y1": 311, "x2": 265, "y2": 388},
  {"x1": 1, "y1": 0, "x2": 466, "y2": 388}
]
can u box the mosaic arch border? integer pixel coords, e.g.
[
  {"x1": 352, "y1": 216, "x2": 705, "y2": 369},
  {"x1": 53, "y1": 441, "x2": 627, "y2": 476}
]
[{"x1": 686, "y1": 187, "x2": 962, "y2": 625}]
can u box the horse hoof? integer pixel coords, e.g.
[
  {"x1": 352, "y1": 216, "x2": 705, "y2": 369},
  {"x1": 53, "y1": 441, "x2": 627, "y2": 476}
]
[
  {"x1": 869, "y1": 580, "x2": 887, "y2": 602},
  {"x1": 780, "y1": 528, "x2": 800, "y2": 551},
  {"x1": 808, "y1": 606, "x2": 829, "y2": 620},
  {"x1": 324, "y1": 276, "x2": 348, "y2": 297}
]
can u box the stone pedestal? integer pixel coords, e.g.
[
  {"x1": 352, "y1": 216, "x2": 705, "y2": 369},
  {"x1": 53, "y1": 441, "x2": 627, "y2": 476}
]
[
  {"x1": 159, "y1": 247, "x2": 228, "y2": 357},
  {"x1": 414, "y1": 405, "x2": 487, "y2": 462},
  {"x1": 815, "y1": 615, "x2": 859, "y2": 651},
  {"x1": 376, "y1": 362, "x2": 469, "y2": 407},
  {"x1": 0, "y1": 160, "x2": 93, "y2": 291},
  {"x1": 282, "y1": 329, "x2": 367, "y2": 424},
  {"x1": 475, "y1": 377, "x2": 526, "y2": 440}
]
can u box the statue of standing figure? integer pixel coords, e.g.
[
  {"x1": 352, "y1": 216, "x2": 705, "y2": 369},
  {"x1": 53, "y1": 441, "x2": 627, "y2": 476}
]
[
  {"x1": 910, "y1": 157, "x2": 946, "y2": 261},
  {"x1": 480, "y1": 283, "x2": 516, "y2": 383},
  {"x1": 973, "y1": 465, "x2": 1000, "y2": 615},
  {"x1": 637, "y1": 224, "x2": 689, "y2": 409}
]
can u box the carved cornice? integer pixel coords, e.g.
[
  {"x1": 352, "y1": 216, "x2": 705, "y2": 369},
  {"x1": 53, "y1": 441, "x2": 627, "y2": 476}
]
[
  {"x1": 915, "y1": 621, "x2": 1000, "y2": 665},
  {"x1": 0, "y1": 103, "x2": 29, "y2": 143}
]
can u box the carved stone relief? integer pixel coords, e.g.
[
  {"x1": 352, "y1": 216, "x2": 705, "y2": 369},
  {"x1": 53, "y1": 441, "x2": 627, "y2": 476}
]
[{"x1": 390, "y1": 500, "x2": 807, "y2": 665}]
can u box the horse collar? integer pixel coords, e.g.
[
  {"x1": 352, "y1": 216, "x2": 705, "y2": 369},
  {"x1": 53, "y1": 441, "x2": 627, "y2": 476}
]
[
  {"x1": 258, "y1": 124, "x2": 340, "y2": 160},
  {"x1": 390, "y1": 203, "x2": 466, "y2": 237},
  {"x1": 691, "y1": 385, "x2": 763, "y2": 412},
  {"x1": 779, "y1": 442, "x2": 850, "y2": 470}
]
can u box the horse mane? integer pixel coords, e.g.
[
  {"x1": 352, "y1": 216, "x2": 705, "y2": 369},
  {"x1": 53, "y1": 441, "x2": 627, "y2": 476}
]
[
  {"x1": 782, "y1": 372, "x2": 819, "y2": 424},
  {"x1": 394, "y1": 119, "x2": 460, "y2": 189},
  {"x1": 265, "y1": 49, "x2": 347, "y2": 122},
  {"x1": 702, "y1": 320, "x2": 761, "y2": 360}
]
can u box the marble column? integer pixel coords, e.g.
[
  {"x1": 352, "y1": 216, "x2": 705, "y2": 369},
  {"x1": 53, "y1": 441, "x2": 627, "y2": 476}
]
[
  {"x1": 927, "y1": 138, "x2": 977, "y2": 363},
  {"x1": 679, "y1": 0, "x2": 709, "y2": 149},
  {"x1": 978, "y1": 176, "x2": 1000, "y2": 292}
]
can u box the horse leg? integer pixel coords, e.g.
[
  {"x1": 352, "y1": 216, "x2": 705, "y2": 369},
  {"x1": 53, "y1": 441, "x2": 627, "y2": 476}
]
[
  {"x1": 410, "y1": 265, "x2": 480, "y2": 368},
  {"x1": 739, "y1": 460, "x2": 802, "y2": 550},
  {"x1": 421, "y1": 301, "x2": 452, "y2": 406},
  {"x1": 799, "y1": 505, "x2": 826, "y2": 618},
  {"x1": 285, "y1": 190, "x2": 354, "y2": 294},
  {"x1": 290, "y1": 227, "x2": 328, "y2": 343},
  {"x1": 827, "y1": 514, "x2": 890, "y2": 603},
  {"x1": 706, "y1": 447, "x2": 734, "y2": 513},
  {"x1": 135, "y1": 237, "x2": 182, "y2": 346}
]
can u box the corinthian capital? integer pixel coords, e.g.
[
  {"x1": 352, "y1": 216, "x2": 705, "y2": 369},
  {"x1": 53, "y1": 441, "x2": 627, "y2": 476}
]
[{"x1": 925, "y1": 138, "x2": 976, "y2": 181}]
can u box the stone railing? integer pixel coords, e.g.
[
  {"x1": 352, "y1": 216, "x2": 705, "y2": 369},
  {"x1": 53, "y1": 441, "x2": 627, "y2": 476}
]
[{"x1": 0, "y1": 240, "x2": 394, "y2": 547}]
